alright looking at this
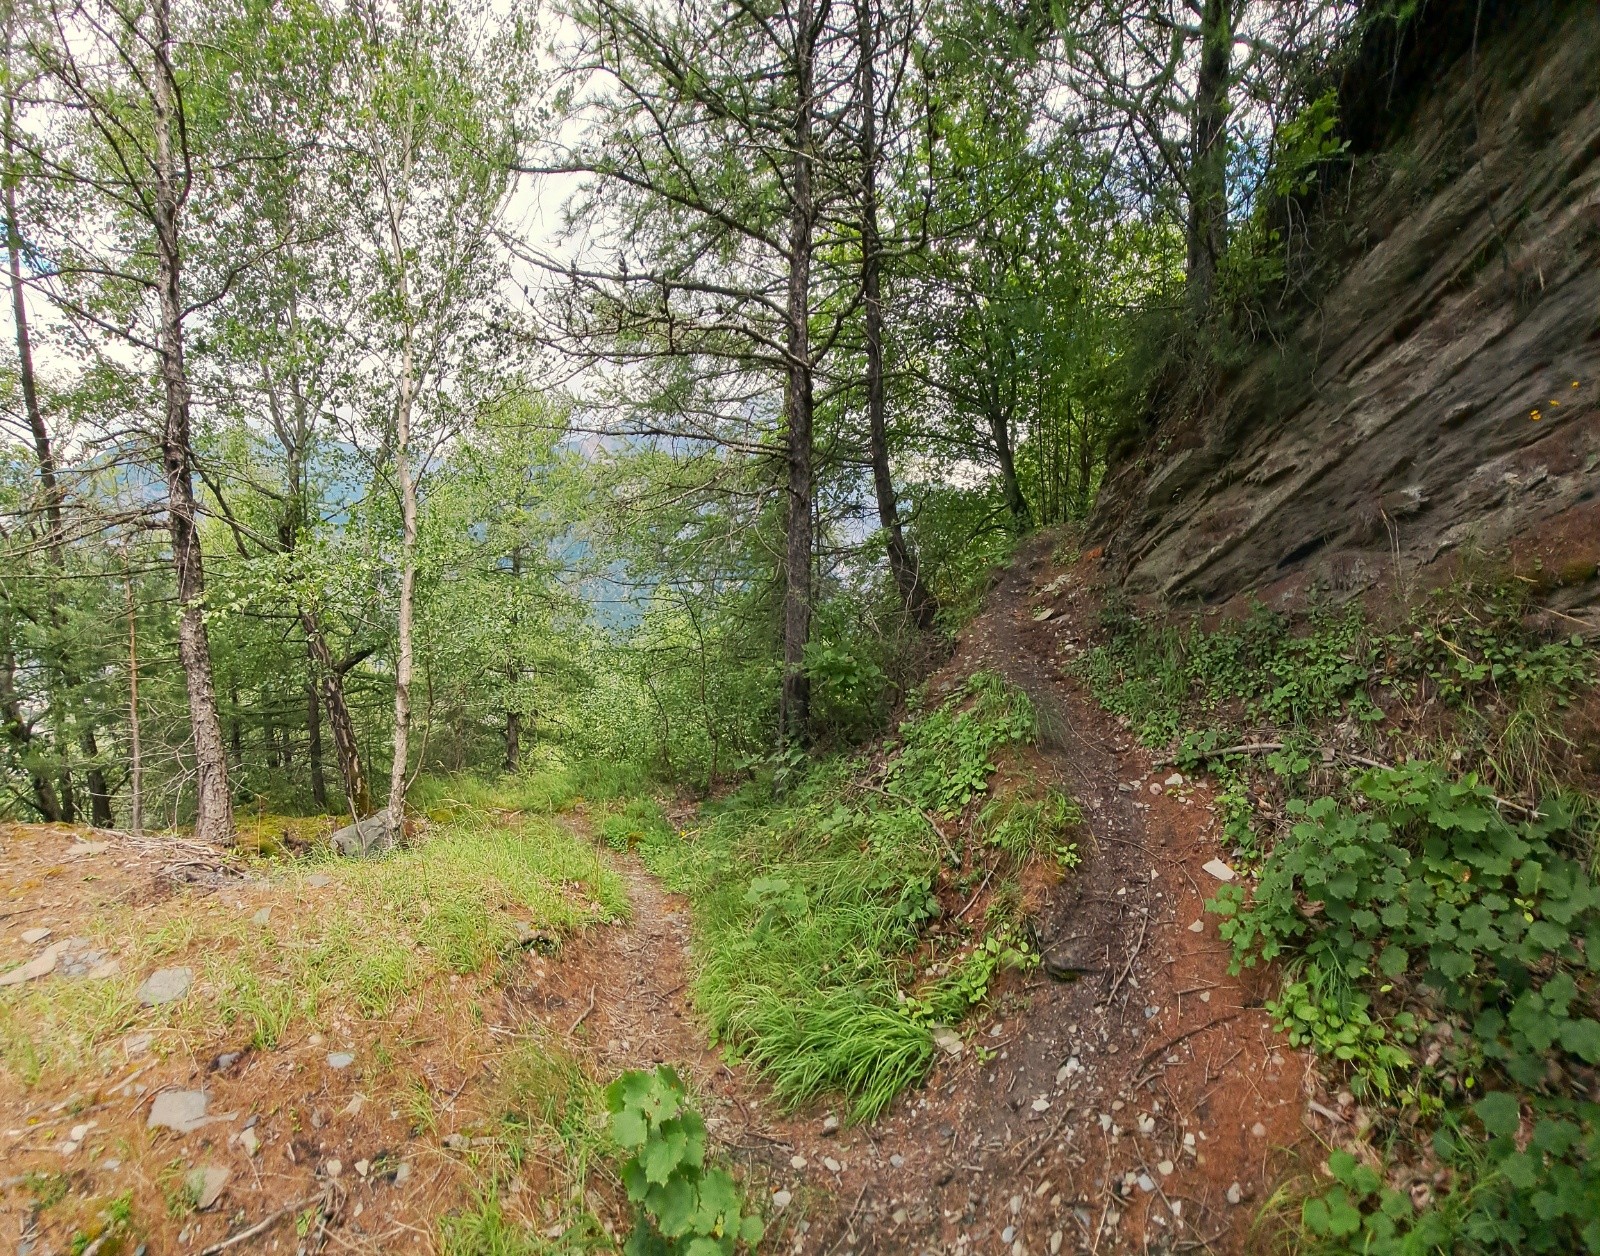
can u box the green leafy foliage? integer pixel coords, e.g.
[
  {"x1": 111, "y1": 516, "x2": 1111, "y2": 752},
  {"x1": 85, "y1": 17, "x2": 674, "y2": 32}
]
[
  {"x1": 605, "y1": 1067, "x2": 762, "y2": 1256},
  {"x1": 639, "y1": 675, "x2": 1045, "y2": 1121},
  {"x1": 886, "y1": 673, "x2": 1037, "y2": 815},
  {"x1": 1214, "y1": 763, "x2": 1600, "y2": 1091},
  {"x1": 600, "y1": 798, "x2": 675, "y2": 852}
]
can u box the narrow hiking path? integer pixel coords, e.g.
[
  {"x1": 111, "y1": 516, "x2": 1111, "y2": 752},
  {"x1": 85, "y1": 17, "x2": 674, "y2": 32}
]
[{"x1": 555, "y1": 533, "x2": 1314, "y2": 1255}]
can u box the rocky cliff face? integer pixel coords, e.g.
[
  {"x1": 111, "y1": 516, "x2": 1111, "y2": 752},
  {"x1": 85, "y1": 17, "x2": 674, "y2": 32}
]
[{"x1": 1094, "y1": 0, "x2": 1600, "y2": 615}]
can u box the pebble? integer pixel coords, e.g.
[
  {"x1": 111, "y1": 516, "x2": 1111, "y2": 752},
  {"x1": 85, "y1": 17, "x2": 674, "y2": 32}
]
[
  {"x1": 772, "y1": 1190, "x2": 793, "y2": 1210},
  {"x1": 1031, "y1": 1098, "x2": 1051, "y2": 1113},
  {"x1": 1165, "y1": 773, "x2": 1184, "y2": 787},
  {"x1": 1187, "y1": 920, "x2": 1204, "y2": 932},
  {"x1": 123, "y1": 1032, "x2": 153, "y2": 1057},
  {"x1": 355, "y1": 1159, "x2": 370, "y2": 1178},
  {"x1": 1251, "y1": 1122, "x2": 1267, "y2": 1138},
  {"x1": 239, "y1": 1128, "x2": 260, "y2": 1157},
  {"x1": 1227, "y1": 1182, "x2": 1244, "y2": 1205},
  {"x1": 1049, "y1": 1231, "x2": 1063, "y2": 1254},
  {"x1": 327, "y1": 1052, "x2": 356, "y2": 1070},
  {"x1": 790, "y1": 1154, "x2": 807, "y2": 1169},
  {"x1": 186, "y1": 1166, "x2": 229, "y2": 1210},
  {"x1": 889, "y1": 1154, "x2": 904, "y2": 1168},
  {"x1": 1136, "y1": 1174, "x2": 1156, "y2": 1193},
  {"x1": 891, "y1": 1207, "x2": 907, "y2": 1224},
  {"x1": 443, "y1": 1134, "x2": 471, "y2": 1151},
  {"x1": 20, "y1": 927, "x2": 51, "y2": 944},
  {"x1": 324, "y1": 1159, "x2": 343, "y2": 1179},
  {"x1": 821, "y1": 1114, "x2": 840, "y2": 1135},
  {"x1": 1201, "y1": 859, "x2": 1236, "y2": 883},
  {"x1": 1002, "y1": 1226, "x2": 1016, "y2": 1243},
  {"x1": 136, "y1": 966, "x2": 194, "y2": 1006},
  {"x1": 1157, "y1": 1160, "x2": 1174, "y2": 1176},
  {"x1": 822, "y1": 1157, "x2": 842, "y2": 1173},
  {"x1": 1137, "y1": 1114, "x2": 1156, "y2": 1134},
  {"x1": 251, "y1": 907, "x2": 272, "y2": 926},
  {"x1": 307, "y1": 873, "x2": 332, "y2": 888},
  {"x1": 393, "y1": 1163, "x2": 412, "y2": 1186},
  {"x1": 70, "y1": 1122, "x2": 92, "y2": 1142}
]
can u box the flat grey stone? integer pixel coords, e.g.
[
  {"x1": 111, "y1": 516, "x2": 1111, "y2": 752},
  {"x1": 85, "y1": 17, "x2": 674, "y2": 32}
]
[
  {"x1": 148, "y1": 1090, "x2": 210, "y2": 1134},
  {"x1": 19, "y1": 927, "x2": 51, "y2": 944},
  {"x1": 306, "y1": 873, "x2": 332, "y2": 888},
  {"x1": 326, "y1": 1052, "x2": 355, "y2": 1070},
  {"x1": 0, "y1": 942, "x2": 64, "y2": 986},
  {"x1": 137, "y1": 966, "x2": 194, "y2": 1006},
  {"x1": 186, "y1": 1165, "x2": 229, "y2": 1210}
]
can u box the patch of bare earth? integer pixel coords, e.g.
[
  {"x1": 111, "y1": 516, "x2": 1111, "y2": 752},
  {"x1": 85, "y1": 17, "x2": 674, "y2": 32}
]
[{"x1": 547, "y1": 534, "x2": 1312, "y2": 1256}]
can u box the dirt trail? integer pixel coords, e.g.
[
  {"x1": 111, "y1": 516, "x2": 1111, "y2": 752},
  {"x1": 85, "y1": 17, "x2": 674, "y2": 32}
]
[{"x1": 557, "y1": 533, "x2": 1315, "y2": 1255}]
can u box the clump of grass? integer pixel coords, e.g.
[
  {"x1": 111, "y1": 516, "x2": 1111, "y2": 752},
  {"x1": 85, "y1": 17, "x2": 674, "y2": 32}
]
[
  {"x1": 0, "y1": 794, "x2": 628, "y2": 1089},
  {"x1": 597, "y1": 797, "x2": 673, "y2": 851},
  {"x1": 643, "y1": 674, "x2": 1044, "y2": 1122}
]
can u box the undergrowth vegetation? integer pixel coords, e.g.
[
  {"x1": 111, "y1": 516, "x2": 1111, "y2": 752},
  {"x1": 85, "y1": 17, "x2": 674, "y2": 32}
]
[
  {"x1": 1074, "y1": 573, "x2": 1600, "y2": 1253},
  {"x1": 640, "y1": 672, "x2": 1070, "y2": 1121},
  {"x1": 0, "y1": 797, "x2": 627, "y2": 1088}
]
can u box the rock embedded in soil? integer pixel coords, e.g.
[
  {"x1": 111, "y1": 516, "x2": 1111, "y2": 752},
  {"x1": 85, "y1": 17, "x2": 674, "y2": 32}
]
[
  {"x1": 136, "y1": 965, "x2": 194, "y2": 1006},
  {"x1": 19, "y1": 927, "x2": 51, "y2": 944},
  {"x1": 0, "y1": 942, "x2": 64, "y2": 986},
  {"x1": 330, "y1": 814, "x2": 396, "y2": 858},
  {"x1": 1201, "y1": 859, "x2": 1236, "y2": 883},
  {"x1": 149, "y1": 1090, "x2": 212, "y2": 1134},
  {"x1": 186, "y1": 1166, "x2": 229, "y2": 1210},
  {"x1": 327, "y1": 1051, "x2": 355, "y2": 1070}
]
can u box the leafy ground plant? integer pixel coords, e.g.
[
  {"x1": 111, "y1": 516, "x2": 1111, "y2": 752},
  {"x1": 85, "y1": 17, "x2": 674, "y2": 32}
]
[
  {"x1": 640, "y1": 673, "x2": 1045, "y2": 1121},
  {"x1": 606, "y1": 1066, "x2": 762, "y2": 1255}
]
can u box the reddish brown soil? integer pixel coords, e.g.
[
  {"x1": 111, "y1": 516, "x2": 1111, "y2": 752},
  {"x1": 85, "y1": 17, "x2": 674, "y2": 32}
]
[
  {"x1": 3, "y1": 533, "x2": 1317, "y2": 1255},
  {"x1": 544, "y1": 532, "x2": 1317, "y2": 1255}
]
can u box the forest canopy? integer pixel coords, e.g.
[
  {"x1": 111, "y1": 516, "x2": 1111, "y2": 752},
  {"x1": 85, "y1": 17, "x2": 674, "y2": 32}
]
[{"x1": 0, "y1": 0, "x2": 1381, "y2": 831}]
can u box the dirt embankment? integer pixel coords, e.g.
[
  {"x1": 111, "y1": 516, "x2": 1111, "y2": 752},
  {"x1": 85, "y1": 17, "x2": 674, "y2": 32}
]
[{"x1": 550, "y1": 532, "x2": 1318, "y2": 1256}]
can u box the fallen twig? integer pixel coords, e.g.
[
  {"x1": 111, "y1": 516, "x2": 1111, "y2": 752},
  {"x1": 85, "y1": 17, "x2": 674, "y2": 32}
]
[
  {"x1": 569, "y1": 986, "x2": 597, "y2": 1034},
  {"x1": 198, "y1": 1194, "x2": 324, "y2": 1255},
  {"x1": 1105, "y1": 907, "x2": 1149, "y2": 1003},
  {"x1": 1136, "y1": 1013, "x2": 1246, "y2": 1069}
]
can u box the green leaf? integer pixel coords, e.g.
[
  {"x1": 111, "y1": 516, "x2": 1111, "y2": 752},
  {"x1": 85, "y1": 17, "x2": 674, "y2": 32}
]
[
  {"x1": 1377, "y1": 945, "x2": 1408, "y2": 978},
  {"x1": 1559, "y1": 1018, "x2": 1600, "y2": 1063},
  {"x1": 612, "y1": 1107, "x2": 649, "y2": 1150},
  {"x1": 651, "y1": 1176, "x2": 699, "y2": 1238},
  {"x1": 1475, "y1": 1091, "x2": 1522, "y2": 1137},
  {"x1": 641, "y1": 1125, "x2": 689, "y2": 1185}
]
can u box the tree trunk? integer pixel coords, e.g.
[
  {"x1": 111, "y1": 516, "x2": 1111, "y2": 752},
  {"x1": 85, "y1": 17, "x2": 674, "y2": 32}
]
[
  {"x1": 1186, "y1": 0, "x2": 1231, "y2": 319},
  {"x1": 858, "y1": 0, "x2": 934, "y2": 631},
  {"x1": 387, "y1": 327, "x2": 419, "y2": 836},
  {"x1": 503, "y1": 710, "x2": 522, "y2": 772},
  {"x1": 991, "y1": 407, "x2": 1032, "y2": 530},
  {"x1": 779, "y1": 0, "x2": 817, "y2": 749},
  {"x1": 126, "y1": 563, "x2": 142, "y2": 835},
  {"x1": 301, "y1": 612, "x2": 371, "y2": 816},
  {"x1": 151, "y1": 0, "x2": 233, "y2": 844},
  {"x1": 80, "y1": 728, "x2": 111, "y2": 827},
  {"x1": 1, "y1": 623, "x2": 63, "y2": 822},
  {"x1": 307, "y1": 678, "x2": 327, "y2": 809},
  {"x1": 9, "y1": 127, "x2": 113, "y2": 826}
]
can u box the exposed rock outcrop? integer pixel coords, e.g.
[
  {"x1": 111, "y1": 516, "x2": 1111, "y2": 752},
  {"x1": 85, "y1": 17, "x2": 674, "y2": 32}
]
[{"x1": 1095, "y1": 0, "x2": 1600, "y2": 613}]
